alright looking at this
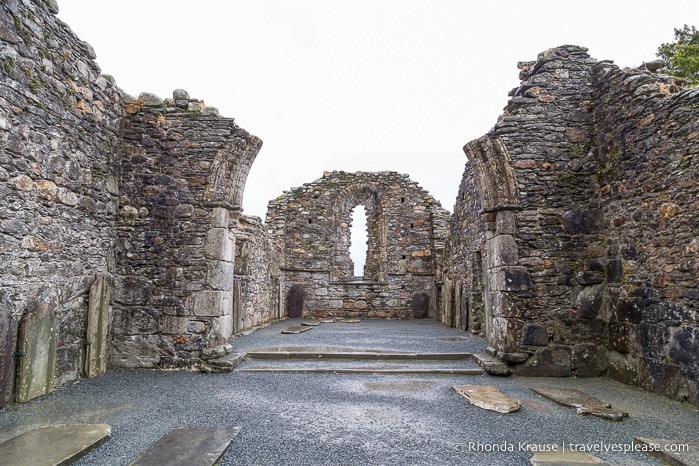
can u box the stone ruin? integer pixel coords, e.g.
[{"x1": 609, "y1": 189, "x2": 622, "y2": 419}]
[
  {"x1": 0, "y1": 1, "x2": 697, "y2": 407},
  {"x1": 266, "y1": 170, "x2": 450, "y2": 320}
]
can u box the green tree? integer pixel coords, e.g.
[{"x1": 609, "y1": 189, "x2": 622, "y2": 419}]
[{"x1": 656, "y1": 24, "x2": 699, "y2": 84}]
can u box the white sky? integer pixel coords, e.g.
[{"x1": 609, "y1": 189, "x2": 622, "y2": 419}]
[{"x1": 56, "y1": 1, "x2": 698, "y2": 220}]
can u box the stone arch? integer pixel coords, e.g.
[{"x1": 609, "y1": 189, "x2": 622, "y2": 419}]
[
  {"x1": 462, "y1": 135, "x2": 528, "y2": 354},
  {"x1": 331, "y1": 182, "x2": 387, "y2": 282},
  {"x1": 463, "y1": 136, "x2": 520, "y2": 211}
]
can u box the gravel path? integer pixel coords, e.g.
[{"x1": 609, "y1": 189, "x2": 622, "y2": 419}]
[{"x1": 0, "y1": 319, "x2": 697, "y2": 465}]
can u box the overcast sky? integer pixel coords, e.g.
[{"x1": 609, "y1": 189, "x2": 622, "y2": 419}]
[{"x1": 57, "y1": 1, "x2": 698, "y2": 220}]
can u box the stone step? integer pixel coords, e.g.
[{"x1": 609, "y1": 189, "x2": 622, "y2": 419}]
[
  {"x1": 129, "y1": 426, "x2": 240, "y2": 466},
  {"x1": 236, "y1": 357, "x2": 483, "y2": 375},
  {"x1": 472, "y1": 353, "x2": 513, "y2": 376},
  {"x1": 200, "y1": 352, "x2": 245, "y2": 373},
  {"x1": 237, "y1": 366, "x2": 483, "y2": 375},
  {"x1": 0, "y1": 423, "x2": 111, "y2": 466},
  {"x1": 245, "y1": 350, "x2": 472, "y2": 361}
]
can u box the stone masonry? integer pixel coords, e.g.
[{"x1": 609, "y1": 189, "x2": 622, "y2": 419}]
[
  {"x1": 266, "y1": 171, "x2": 450, "y2": 319},
  {"x1": 1, "y1": 2, "x2": 697, "y2": 408},
  {"x1": 449, "y1": 45, "x2": 698, "y2": 403},
  {"x1": 0, "y1": 0, "x2": 261, "y2": 403}
]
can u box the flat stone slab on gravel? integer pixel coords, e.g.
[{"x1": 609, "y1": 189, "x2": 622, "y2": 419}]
[
  {"x1": 452, "y1": 384, "x2": 521, "y2": 413},
  {"x1": 634, "y1": 437, "x2": 699, "y2": 466},
  {"x1": 319, "y1": 318, "x2": 336, "y2": 323},
  {"x1": 0, "y1": 423, "x2": 111, "y2": 466},
  {"x1": 530, "y1": 386, "x2": 628, "y2": 421},
  {"x1": 129, "y1": 426, "x2": 241, "y2": 466},
  {"x1": 281, "y1": 326, "x2": 313, "y2": 334},
  {"x1": 341, "y1": 318, "x2": 361, "y2": 323},
  {"x1": 530, "y1": 447, "x2": 608, "y2": 465},
  {"x1": 301, "y1": 321, "x2": 321, "y2": 326}
]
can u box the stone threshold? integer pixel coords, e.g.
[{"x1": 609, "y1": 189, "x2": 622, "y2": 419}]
[
  {"x1": 237, "y1": 366, "x2": 483, "y2": 375},
  {"x1": 245, "y1": 350, "x2": 473, "y2": 360}
]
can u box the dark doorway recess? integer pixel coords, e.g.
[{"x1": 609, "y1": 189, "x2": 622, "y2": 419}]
[
  {"x1": 412, "y1": 293, "x2": 429, "y2": 319},
  {"x1": 287, "y1": 285, "x2": 304, "y2": 318}
]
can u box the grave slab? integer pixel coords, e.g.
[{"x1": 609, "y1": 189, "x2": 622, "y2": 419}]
[
  {"x1": 85, "y1": 278, "x2": 111, "y2": 378},
  {"x1": 341, "y1": 318, "x2": 361, "y2": 323},
  {"x1": 16, "y1": 304, "x2": 60, "y2": 403},
  {"x1": 452, "y1": 384, "x2": 521, "y2": 413},
  {"x1": 129, "y1": 426, "x2": 241, "y2": 466},
  {"x1": 530, "y1": 386, "x2": 627, "y2": 421},
  {"x1": 0, "y1": 309, "x2": 16, "y2": 408},
  {"x1": 0, "y1": 423, "x2": 111, "y2": 466},
  {"x1": 301, "y1": 321, "x2": 321, "y2": 327},
  {"x1": 634, "y1": 437, "x2": 699, "y2": 466},
  {"x1": 530, "y1": 447, "x2": 609, "y2": 465},
  {"x1": 281, "y1": 326, "x2": 313, "y2": 334}
]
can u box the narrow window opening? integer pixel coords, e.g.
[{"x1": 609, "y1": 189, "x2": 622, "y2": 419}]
[
  {"x1": 349, "y1": 205, "x2": 368, "y2": 278},
  {"x1": 308, "y1": 218, "x2": 313, "y2": 224},
  {"x1": 400, "y1": 197, "x2": 405, "y2": 203}
]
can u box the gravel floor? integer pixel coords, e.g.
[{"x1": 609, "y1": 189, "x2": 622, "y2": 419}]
[{"x1": 0, "y1": 319, "x2": 697, "y2": 465}]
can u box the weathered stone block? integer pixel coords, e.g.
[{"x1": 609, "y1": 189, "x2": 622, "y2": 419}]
[
  {"x1": 608, "y1": 321, "x2": 634, "y2": 353},
  {"x1": 572, "y1": 343, "x2": 607, "y2": 377},
  {"x1": 204, "y1": 228, "x2": 234, "y2": 262},
  {"x1": 522, "y1": 323, "x2": 548, "y2": 346},
  {"x1": 191, "y1": 291, "x2": 230, "y2": 317},
  {"x1": 562, "y1": 209, "x2": 604, "y2": 234},
  {"x1": 161, "y1": 316, "x2": 189, "y2": 335},
  {"x1": 517, "y1": 345, "x2": 571, "y2": 377},
  {"x1": 211, "y1": 207, "x2": 229, "y2": 228},
  {"x1": 112, "y1": 308, "x2": 159, "y2": 335},
  {"x1": 206, "y1": 261, "x2": 234, "y2": 291},
  {"x1": 612, "y1": 298, "x2": 642, "y2": 324},
  {"x1": 110, "y1": 335, "x2": 161, "y2": 368},
  {"x1": 576, "y1": 284, "x2": 603, "y2": 319},
  {"x1": 490, "y1": 267, "x2": 532, "y2": 292},
  {"x1": 605, "y1": 259, "x2": 623, "y2": 283},
  {"x1": 487, "y1": 235, "x2": 519, "y2": 267},
  {"x1": 668, "y1": 326, "x2": 699, "y2": 375}
]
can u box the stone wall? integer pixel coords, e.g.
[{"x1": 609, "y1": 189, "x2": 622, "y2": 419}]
[
  {"x1": 592, "y1": 63, "x2": 698, "y2": 401},
  {"x1": 113, "y1": 91, "x2": 261, "y2": 368},
  {"x1": 234, "y1": 215, "x2": 280, "y2": 331},
  {"x1": 266, "y1": 171, "x2": 449, "y2": 319},
  {"x1": 448, "y1": 162, "x2": 486, "y2": 333},
  {"x1": 0, "y1": 0, "x2": 123, "y2": 404},
  {"x1": 0, "y1": 0, "x2": 263, "y2": 404},
  {"x1": 450, "y1": 45, "x2": 698, "y2": 403}
]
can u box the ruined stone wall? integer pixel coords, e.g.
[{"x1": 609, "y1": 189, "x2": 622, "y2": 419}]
[
  {"x1": 592, "y1": 64, "x2": 698, "y2": 402},
  {"x1": 448, "y1": 162, "x2": 486, "y2": 333},
  {"x1": 266, "y1": 171, "x2": 449, "y2": 319},
  {"x1": 0, "y1": 0, "x2": 263, "y2": 404},
  {"x1": 451, "y1": 45, "x2": 698, "y2": 403},
  {"x1": 234, "y1": 215, "x2": 279, "y2": 331},
  {"x1": 0, "y1": 0, "x2": 123, "y2": 404},
  {"x1": 113, "y1": 92, "x2": 261, "y2": 368},
  {"x1": 459, "y1": 46, "x2": 606, "y2": 374}
]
